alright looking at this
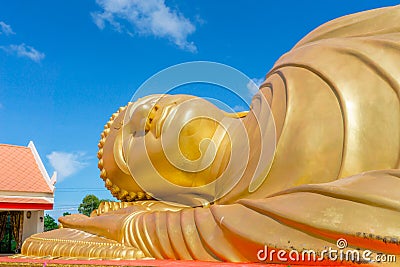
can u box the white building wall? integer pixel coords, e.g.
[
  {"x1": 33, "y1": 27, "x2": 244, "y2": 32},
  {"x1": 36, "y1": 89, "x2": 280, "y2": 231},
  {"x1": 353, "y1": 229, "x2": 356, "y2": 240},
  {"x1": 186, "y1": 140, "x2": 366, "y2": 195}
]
[{"x1": 22, "y1": 210, "x2": 44, "y2": 243}]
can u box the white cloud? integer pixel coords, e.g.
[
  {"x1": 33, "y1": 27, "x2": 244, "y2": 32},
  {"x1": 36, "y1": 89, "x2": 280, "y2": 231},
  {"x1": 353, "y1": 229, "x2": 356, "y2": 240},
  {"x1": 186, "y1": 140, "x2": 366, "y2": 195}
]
[
  {"x1": 0, "y1": 22, "x2": 46, "y2": 63},
  {"x1": 233, "y1": 105, "x2": 246, "y2": 112},
  {"x1": 0, "y1": 43, "x2": 45, "y2": 63},
  {"x1": 92, "y1": 0, "x2": 197, "y2": 52},
  {"x1": 46, "y1": 151, "x2": 89, "y2": 182},
  {"x1": 0, "y1": 21, "x2": 15, "y2": 35},
  {"x1": 247, "y1": 78, "x2": 264, "y2": 96}
]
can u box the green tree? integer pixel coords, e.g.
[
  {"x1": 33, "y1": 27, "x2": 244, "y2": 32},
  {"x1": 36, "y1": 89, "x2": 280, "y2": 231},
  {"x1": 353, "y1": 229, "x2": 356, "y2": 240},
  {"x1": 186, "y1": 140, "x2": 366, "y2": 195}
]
[
  {"x1": 100, "y1": 198, "x2": 114, "y2": 203},
  {"x1": 62, "y1": 212, "x2": 71, "y2": 217},
  {"x1": 44, "y1": 214, "x2": 58, "y2": 232},
  {"x1": 78, "y1": 194, "x2": 100, "y2": 216}
]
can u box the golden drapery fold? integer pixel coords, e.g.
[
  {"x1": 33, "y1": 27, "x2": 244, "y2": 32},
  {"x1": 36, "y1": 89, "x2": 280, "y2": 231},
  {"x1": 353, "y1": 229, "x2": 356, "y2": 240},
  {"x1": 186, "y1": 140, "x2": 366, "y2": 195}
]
[{"x1": 22, "y1": 169, "x2": 400, "y2": 263}]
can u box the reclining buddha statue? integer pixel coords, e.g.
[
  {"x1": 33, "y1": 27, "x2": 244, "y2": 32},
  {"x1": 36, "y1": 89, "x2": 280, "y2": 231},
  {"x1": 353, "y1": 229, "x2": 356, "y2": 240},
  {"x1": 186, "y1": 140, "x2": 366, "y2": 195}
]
[{"x1": 22, "y1": 5, "x2": 400, "y2": 264}]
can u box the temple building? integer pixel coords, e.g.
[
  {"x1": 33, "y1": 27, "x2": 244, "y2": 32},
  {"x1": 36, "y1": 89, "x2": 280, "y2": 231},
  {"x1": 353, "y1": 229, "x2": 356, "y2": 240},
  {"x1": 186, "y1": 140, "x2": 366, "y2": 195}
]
[{"x1": 0, "y1": 142, "x2": 56, "y2": 253}]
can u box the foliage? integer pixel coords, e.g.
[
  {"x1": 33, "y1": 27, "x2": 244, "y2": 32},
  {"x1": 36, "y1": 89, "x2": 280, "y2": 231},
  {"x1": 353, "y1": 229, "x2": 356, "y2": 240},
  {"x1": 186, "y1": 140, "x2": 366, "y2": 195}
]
[
  {"x1": 0, "y1": 216, "x2": 16, "y2": 253},
  {"x1": 62, "y1": 212, "x2": 71, "y2": 217},
  {"x1": 78, "y1": 194, "x2": 101, "y2": 216},
  {"x1": 44, "y1": 214, "x2": 58, "y2": 232},
  {"x1": 100, "y1": 198, "x2": 113, "y2": 203}
]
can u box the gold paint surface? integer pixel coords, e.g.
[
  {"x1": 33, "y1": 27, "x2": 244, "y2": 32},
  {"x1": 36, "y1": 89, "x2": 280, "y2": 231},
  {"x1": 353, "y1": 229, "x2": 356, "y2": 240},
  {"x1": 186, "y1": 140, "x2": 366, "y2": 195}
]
[{"x1": 22, "y1": 5, "x2": 400, "y2": 263}]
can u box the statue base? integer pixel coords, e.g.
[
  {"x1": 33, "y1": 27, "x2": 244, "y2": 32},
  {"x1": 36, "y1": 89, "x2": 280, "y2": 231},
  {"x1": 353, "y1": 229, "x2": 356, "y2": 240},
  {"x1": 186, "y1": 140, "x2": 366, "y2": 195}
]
[{"x1": 0, "y1": 255, "x2": 356, "y2": 267}]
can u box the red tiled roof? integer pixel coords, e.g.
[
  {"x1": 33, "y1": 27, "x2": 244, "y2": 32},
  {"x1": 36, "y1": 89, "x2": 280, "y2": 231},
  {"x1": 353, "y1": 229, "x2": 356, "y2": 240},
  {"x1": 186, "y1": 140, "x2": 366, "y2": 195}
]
[
  {"x1": 0, "y1": 144, "x2": 53, "y2": 194},
  {"x1": 0, "y1": 197, "x2": 52, "y2": 204},
  {"x1": 0, "y1": 197, "x2": 53, "y2": 210}
]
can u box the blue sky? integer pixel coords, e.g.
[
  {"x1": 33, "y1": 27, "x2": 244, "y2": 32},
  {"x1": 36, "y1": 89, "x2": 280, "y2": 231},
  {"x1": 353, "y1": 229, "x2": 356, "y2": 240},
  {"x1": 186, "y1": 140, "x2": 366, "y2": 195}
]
[{"x1": 1, "y1": 0, "x2": 398, "y2": 219}]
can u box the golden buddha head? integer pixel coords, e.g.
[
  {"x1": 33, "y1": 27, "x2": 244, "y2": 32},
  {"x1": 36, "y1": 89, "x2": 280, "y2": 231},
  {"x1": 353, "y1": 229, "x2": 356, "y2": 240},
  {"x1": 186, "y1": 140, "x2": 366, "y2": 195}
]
[
  {"x1": 98, "y1": 62, "x2": 276, "y2": 206},
  {"x1": 118, "y1": 94, "x2": 252, "y2": 206}
]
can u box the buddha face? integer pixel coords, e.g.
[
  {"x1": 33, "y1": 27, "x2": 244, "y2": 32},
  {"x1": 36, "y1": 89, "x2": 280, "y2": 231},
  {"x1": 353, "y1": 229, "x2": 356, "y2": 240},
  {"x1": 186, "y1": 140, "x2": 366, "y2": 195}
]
[{"x1": 120, "y1": 94, "x2": 250, "y2": 206}]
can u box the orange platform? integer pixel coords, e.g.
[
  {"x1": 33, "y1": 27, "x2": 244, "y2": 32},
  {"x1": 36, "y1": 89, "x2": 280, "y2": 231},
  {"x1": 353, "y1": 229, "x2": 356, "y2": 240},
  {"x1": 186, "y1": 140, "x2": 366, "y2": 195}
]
[{"x1": 0, "y1": 255, "x2": 360, "y2": 267}]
